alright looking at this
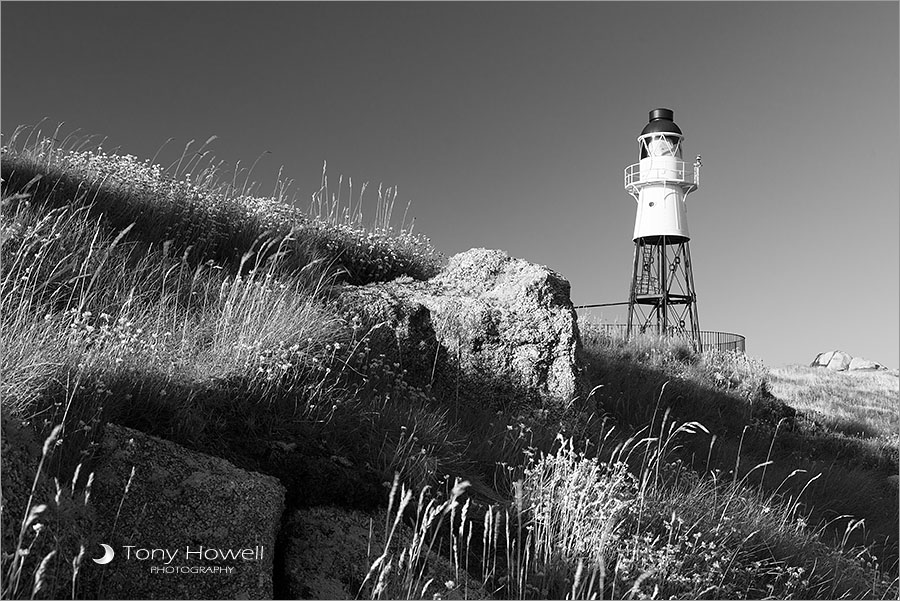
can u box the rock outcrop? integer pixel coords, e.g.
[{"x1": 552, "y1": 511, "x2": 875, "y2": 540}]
[
  {"x1": 282, "y1": 505, "x2": 491, "y2": 599},
  {"x1": 340, "y1": 248, "x2": 584, "y2": 412},
  {"x1": 848, "y1": 356, "x2": 885, "y2": 371},
  {"x1": 811, "y1": 350, "x2": 852, "y2": 371},
  {"x1": 77, "y1": 424, "x2": 285, "y2": 600},
  {"x1": 811, "y1": 350, "x2": 887, "y2": 371}
]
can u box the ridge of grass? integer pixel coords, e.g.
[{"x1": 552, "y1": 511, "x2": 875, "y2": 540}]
[{"x1": 1, "y1": 125, "x2": 444, "y2": 285}]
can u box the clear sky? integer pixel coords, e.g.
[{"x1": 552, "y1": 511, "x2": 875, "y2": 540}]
[{"x1": 2, "y1": 2, "x2": 898, "y2": 369}]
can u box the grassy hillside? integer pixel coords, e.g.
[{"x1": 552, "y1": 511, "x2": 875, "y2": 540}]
[
  {"x1": 2, "y1": 127, "x2": 897, "y2": 600},
  {"x1": 580, "y1": 330, "x2": 898, "y2": 587},
  {"x1": 768, "y1": 365, "x2": 899, "y2": 444}
]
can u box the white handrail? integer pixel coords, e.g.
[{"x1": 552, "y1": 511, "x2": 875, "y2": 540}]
[{"x1": 624, "y1": 160, "x2": 699, "y2": 188}]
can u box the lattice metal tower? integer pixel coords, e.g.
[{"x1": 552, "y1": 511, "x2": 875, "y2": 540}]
[{"x1": 624, "y1": 108, "x2": 702, "y2": 348}]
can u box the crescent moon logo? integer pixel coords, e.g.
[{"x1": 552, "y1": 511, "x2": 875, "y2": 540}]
[{"x1": 92, "y1": 544, "x2": 115, "y2": 565}]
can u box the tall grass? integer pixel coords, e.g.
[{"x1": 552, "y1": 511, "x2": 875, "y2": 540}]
[
  {"x1": 359, "y1": 475, "x2": 474, "y2": 600},
  {"x1": 0, "y1": 135, "x2": 480, "y2": 565},
  {"x1": 0, "y1": 194, "x2": 471, "y2": 500},
  {"x1": 1, "y1": 421, "x2": 95, "y2": 600},
  {"x1": 579, "y1": 321, "x2": 772, "y2": 437},
  {"x1": 579, "y1": 320, "x2": 899, "y2": 582},
  {"x1": 365, "y1": 420, "x2": 898, "y2": 599},
  {"x1": 3, "y1": 127, "x2": 897, "y2": 600},
  {"x1": 1, "y1": 125, "x2": 444, "y2": 285},
  {"x1": 0, "y1": 196, "x2": 341, "y2": 431},
  {"x1": 0, "y1": 161, "x2": 470, "y2": 597}
]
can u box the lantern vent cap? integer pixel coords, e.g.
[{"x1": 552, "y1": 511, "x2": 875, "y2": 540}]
[{"x1": 640, "y1": 108, "x2": 683, "y2": 136}]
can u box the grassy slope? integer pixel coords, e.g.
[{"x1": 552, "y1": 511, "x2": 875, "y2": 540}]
[
  {"x1": 581, "y1": 329, "x2": 899, "y2": 570},
  {"x1": 1, "y1": 131, "x2": 897, "y2": 600},
  {"x1": 768, "y1": 365, "x2": 899, "y2": 443}
]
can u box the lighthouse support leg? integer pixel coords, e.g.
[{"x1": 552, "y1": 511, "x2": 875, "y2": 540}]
[
  {"x1": 628, "y1": 238, "x2": 701, "y2": 351},
  {"x1": 657, "y1": 242, "x2": 666, "y2": 334},
  {"x1": 628, "y1": 239, "x2": 659, "y2": 339},
  {"x1": 684, "y1": 242, "x2": 701, "y2": 351},
  {"x1": 626, "y1": 241, "x2": 641, "y2": 342}
]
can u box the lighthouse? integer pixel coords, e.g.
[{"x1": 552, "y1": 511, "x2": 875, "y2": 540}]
[{"x1": 624, "y1": 108, "x2": 702, "y2": 348}]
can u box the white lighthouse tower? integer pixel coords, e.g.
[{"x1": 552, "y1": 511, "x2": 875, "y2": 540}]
[{"x1": 624, "y1": 108, "x2": 702, "y2": 347}]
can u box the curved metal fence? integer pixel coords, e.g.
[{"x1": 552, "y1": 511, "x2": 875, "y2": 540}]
[
  {"x1": 624, "y1": 159, "x2": 699, "y2": 189},
  {"x1": 583, "y1": 323, "x2": 745, "y2": 353}
]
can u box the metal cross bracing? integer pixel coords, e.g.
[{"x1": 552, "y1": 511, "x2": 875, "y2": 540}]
[{"x1": 627, "y1": 235, "x2": 701, "y2": 350}]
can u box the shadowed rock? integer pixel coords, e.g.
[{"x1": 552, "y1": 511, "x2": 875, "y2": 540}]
[
  {"x1": 339, "y1": 248, "x2": 584, "y2": 413},
  {"x1": 283, "y1": 505, "x2": 491, "y2": 599},
  {"x1": 77, "y1": 424, "x2": 285, "y2": 600}
]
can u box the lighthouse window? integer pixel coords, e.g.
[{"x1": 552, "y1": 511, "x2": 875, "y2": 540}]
[{"x1": 642, "y1": 135, "x2": 683, "y2": 159}]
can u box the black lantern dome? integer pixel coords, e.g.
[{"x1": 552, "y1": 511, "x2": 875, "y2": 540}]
[{"x1": 640, "y1": 108, "x2": 683, "y2": 136}]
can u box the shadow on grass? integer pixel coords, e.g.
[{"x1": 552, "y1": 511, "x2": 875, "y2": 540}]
[{"x1": 582, "y1": 344, "x2": 900, "y2": 567}]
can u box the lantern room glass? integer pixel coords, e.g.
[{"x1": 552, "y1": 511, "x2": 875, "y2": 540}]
[{"x1": 640, "y1": 134, "x2": 683, "y2": 160}]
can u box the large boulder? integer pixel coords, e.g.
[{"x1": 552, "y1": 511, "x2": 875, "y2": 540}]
[
  {"x1": 283, "y1": 505, "x2": 491, "y2": 599},
  {"x1": 811, "y1": 350, "x2": 852, "y2": 371},
  {"x1": 76, "y1": 424, "x2": 285, "y2": 600},
  {"x1": 339, "y1": 248, "x2": 584, "y2": 412},
  {"x1": 426, "y1": 248, "x2": 583, "y2": 405},
  {"x1": 811, "y1": 351, "x2": 887, "y2": 371},
  {"x1": 849, "y1": 356, "x2": 886, "y2": 371}
]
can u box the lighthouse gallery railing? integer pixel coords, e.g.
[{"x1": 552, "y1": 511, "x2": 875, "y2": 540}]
[{"x1": 624, "y1": 159, "x2": 699, "y2": 189}]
